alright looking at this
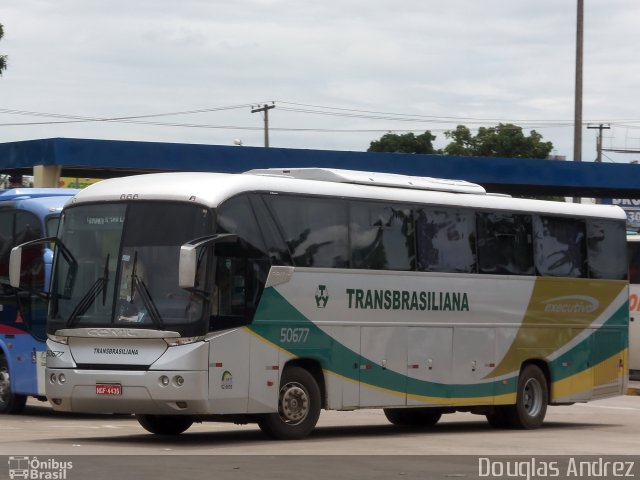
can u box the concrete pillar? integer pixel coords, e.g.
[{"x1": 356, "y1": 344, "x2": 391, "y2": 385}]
[{"x1": 33, "y1": 165, "x2": 62, "y2": 188}]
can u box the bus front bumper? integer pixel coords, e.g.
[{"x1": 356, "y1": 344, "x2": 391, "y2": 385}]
[{"x1": 45, "y1": 368, "x2": 210, "y2": 415}]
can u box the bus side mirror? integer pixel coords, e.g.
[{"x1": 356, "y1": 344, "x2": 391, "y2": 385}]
[
  {"x1": 179, "y1": 243, "x2": 198, "y2": 289},
  {"x1": 178, "y1": 234, "x2": 239, "y2": 290},
  {"x1": 9, "y1": 245, "x2": 24, "y2": 288},
  {"x1": 9, "y1": 237, "x2": 61, "y2": 292}
]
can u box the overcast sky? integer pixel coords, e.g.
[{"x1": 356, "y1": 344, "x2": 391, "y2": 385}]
[{"x1": 1, "y1": 0, "x2": 639, "y2": 163}]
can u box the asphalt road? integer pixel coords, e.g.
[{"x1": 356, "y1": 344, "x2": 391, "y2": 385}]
[{"x1": 1, "y1": 395, "x2": 639, "y2": 479}]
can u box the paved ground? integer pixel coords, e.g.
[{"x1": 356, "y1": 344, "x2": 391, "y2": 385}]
[{"x1": 2, "y1": 394, "x2": 639, "y2": 479}]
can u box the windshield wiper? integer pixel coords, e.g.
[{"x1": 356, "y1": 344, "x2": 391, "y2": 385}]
[
  {"x1": 127, "y1": 251, "x2": 163, "y2": 329},
  {"x1": 66, "y1": 254, "x2": 109, "y2": 327}
]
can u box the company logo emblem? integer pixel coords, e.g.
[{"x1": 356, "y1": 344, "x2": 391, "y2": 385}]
[
  {"x1": 315, "y1": 285, "x2": 329, "y2": 308},
  {"x1": 221, "y1": 371, "x2": 233, "y2": 390},
  {"x1": 542, "y1": 295, "x2": 599, "y2": 314},
  {"x1": 87, "y1": 328, "x2": 139, "y2": 338},
  {"x1": 46, "y1": 350, "x2": 64, "y2": 358}
]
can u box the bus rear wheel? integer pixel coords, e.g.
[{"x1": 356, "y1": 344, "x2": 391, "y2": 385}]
[
  {"x1": 384, "y1": 408, "x2": 442, "y2": 427},
  {"x1": 506, "y1": 364, "x2": 548, "y2": 429},
  {"x1": 257, "y1": 366, "x2": 321, "y2": 440},
  {"x1": 136, "y1": 414, "x2": 193, "y2": 435},
  {"x1": 0, "y1": 356, "x2": 27, "y2": 415}
]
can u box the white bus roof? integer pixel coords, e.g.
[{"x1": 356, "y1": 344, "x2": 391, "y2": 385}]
[{"x1": 69, "y1": 170, "x2": 626, "y2": 220}]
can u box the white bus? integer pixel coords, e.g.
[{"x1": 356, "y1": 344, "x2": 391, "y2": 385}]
[
  {"x1": 10, "y1": 168, "x2": 629, "y2": 439},
  {"x1": 627, "y1": 235, "x2": 640, "y2": 379}
]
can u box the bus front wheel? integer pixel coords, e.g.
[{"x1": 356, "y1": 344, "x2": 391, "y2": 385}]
[
  {"x1": 0, "y1": 356, "x2": 27, "y2": 415},
  {"x1": 136, "y1": 414, "x2": 193, "y2": 435},
  {"x1": 257, "y1": 366, "x2": 321, "y2": 440},
  {"x1": 506, "y1": 364, "x2": 548, "y2": 429}
]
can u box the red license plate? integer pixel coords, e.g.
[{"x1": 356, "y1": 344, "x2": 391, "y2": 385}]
[{"x1": 96, "y1": 384, "x2": 122, "y2": 396}]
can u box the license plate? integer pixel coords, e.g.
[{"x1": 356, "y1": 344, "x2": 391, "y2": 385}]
[{"x1": 96, "y1": 384, "x2": 122, "y2": 396}]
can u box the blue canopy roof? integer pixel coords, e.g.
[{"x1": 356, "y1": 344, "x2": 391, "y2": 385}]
[{"x1": 0, "y1": 137, "x2": 638, "y2": 197}]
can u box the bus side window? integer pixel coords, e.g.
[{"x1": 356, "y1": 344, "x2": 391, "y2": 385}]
[
  {"x1": 477, "y1": 212, "x2": 534, "y2": 275},
  {"x1": 415, "y1": 207, "x2": 477, "y2": 273},
  {"x1": 0, "y1": 210, "x2": 13, "y2": 285},
  {"x1": 250, "y1": 194, "x2": 293, "y2": 266},
  {"x1": 212, "y1": 195, "x2": 271, "y2": 331},
  {"x1": 533, "y1": 215, "x2": 587, "y2": 278},
  {"x1": 264, "y1": 195, "x2": 349, "y2": 268},
  {"x1": 14, "y1": 211, "x2": 44, "y2": 290},
  {"x1": 587, "y1": 219, "x2": 627, "y2": 280},
  {"x1": 350, "y1": 201, "x2": 414, "y2": 270}
]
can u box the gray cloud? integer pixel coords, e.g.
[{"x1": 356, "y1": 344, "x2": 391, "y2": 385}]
[{"x1": 1, "y1": 0, "x2": 639, "y2": 160}]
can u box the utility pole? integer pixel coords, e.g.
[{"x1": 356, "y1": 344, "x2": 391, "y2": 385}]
[
  {"x1": 587, "y1": 123, "x2": 610, "y2": 162},
  {"x1": 573, "y1": 0, "x2": 584, "y2": 203},
  {"x1": 251, "y1": 103, "x2": 276, "y2": 147}
]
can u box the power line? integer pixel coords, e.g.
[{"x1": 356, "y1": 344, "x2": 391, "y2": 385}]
[{"x1": 3, "y1": 100, "x2": 640, "y2": 137}]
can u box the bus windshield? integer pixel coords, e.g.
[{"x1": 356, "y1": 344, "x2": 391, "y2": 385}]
[{"x1": 49, "y1": 202, "x2": 212, "y2": 335}]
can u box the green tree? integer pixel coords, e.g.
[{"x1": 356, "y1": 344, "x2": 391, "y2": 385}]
[
  {"x1": 367, "y1": 131, "x2": 438, "y2": 154},
  {"x1": 444, "y1": 123, "x2": 553, "y2": 159},
  {"x1": 0, "y1": 23, "x2": 7, "y2": 75}
]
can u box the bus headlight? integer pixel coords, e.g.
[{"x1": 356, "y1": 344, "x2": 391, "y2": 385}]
[{"x1": 48, "y1": 334, "x2": 69, "y2": 345}]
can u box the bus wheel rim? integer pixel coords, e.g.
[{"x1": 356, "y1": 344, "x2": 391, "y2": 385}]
[
  {"x1": 0, "y1": 367, "x2": 10, "y2": 405},
  {"x1": 279, "y1": 382, "x2": 309, "y2": 425},
  {"x1": 522, "y1": 377, "x2": 543, "y2": 417}
]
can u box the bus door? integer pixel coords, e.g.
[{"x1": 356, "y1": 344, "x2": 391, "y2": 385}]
[{"x1": 206, "y1": 240, "x2": 270, "y2": 413}]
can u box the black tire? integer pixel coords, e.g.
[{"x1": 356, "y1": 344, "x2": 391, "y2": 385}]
[
  {"x1": 486, "y1": 406, "x2": 510, "y2": 428},
  {"x1": 0, "y1": 355, "x2": 27, "y2": 415},
  {"x1": 383, "y1": 408, "x2": 442, "y2": 427},
  {"x1": 506, "y1": 364, "x2": 548, "y2": 429},
  {"x1": 257, "y1": 366, "x2": 321, "y2": 440},
  {"x1": 136, "y1": 414, "x2": 193, "y2": 435}
]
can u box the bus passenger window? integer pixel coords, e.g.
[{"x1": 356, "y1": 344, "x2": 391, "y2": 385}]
[
  {"x1": 265, "y1": 195, "x2": 348, "y2": 268},
  {"x1": 533, "y1": 216, "x2": 586, "y2": 278},
  {"x1": 416, "y1": 207, "x2": 476, "y2": 273},
  {"x1": 350, "y1": 202, "x2": 414, "y2": 270},
  {"x1": 477, "y1": 212, "x2": 534, "y2": 275},
  {"x1": 587, "y1": 219, "x2": 627, "y2": 280}
]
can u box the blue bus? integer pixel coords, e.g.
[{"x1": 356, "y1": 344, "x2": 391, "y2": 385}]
[{"x1": 0, "y1": 188, "x2": 78, "y2": 413}]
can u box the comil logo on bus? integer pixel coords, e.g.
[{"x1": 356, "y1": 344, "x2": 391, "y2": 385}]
[{"x1": 542, "y1": 295, "x2": 599, "y2": 314}]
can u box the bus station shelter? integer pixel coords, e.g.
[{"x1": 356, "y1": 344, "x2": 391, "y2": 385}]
[{"x1": 1, "y1": 137, "x2": 639, "y2": 198}]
